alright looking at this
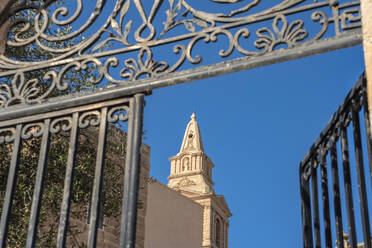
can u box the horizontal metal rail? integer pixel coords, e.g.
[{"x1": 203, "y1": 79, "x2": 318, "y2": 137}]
[{"x1": 0, "y1": 31, "x2": 362, "y2": 122}]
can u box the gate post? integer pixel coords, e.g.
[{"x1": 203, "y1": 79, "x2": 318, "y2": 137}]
[{"x1": 361, "y1": 0, "x2": 372, "y2": 122}]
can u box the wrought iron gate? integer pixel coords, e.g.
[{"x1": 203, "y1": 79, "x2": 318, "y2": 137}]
[
  {"x1": 0, "y1": 0, "x2": 366, "y2": 247},
  {"x1": 0, "y1": 94, "x2": 145, "y2": 247},
  {"x1": 299, "y1": 73, "x2": 372, "y2": 248}
]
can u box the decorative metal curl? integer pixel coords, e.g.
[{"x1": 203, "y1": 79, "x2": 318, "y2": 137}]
[
  {"x1": 102, "y1": 45, "x2": 186, "y2": 84},
  {"x1": 0, "y1": 71, "x2": 59, "y2": 108},
  {"x1": 21, "y1": 122, "x2": 45, "y2": 139},
  {"x1": 0, "y1": 128, "x2": 16, "y2": 144},
  {"x1": 6, "y1": 0, "x2": 110, "y2": 59},
  {"x1": 50, "y1": 117, "x2": 73, "y2": 134},
  {"x1": 255, "y1": 14, "x2": 308, "y2": 52},
  {"x1": 310, "y1": 10, "x2": 329, "y2": 41},
  {"x1": 120, "y1": 47, "x2": 169, "y2": 81},
  {"x1": 0, "y1": 0, "x2": 363, "y2": 109},
  {"x1": 78, "y1": 111, "x2": 101, "y2": 128},
  {"x1": 108, "y1": 105, "x2": 130, "y2": 123}
]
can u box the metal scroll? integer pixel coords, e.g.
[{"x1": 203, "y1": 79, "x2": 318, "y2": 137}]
[{"x1": 0, "y1": 0, "x2": 362, "y2": 119}]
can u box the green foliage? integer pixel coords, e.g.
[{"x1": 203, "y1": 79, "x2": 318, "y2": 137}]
[
  {"x1": 1, "y1": 0, "x2": 100, "y2": 106},
  {"x1": 0, "y1": 126, "x2": 128, "y2": 247}
]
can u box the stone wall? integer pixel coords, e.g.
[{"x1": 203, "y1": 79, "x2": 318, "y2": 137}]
[
  {"x1": 361, "y1": 0, "x2": 372, "y2": 123},
  {"x1": 64, "y1": 125, "x2": 151, "y2": 248}
]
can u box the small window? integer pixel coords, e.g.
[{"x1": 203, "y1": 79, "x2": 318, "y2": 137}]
[{"x1": 216, "y1": 218, "x2": 221, "y2": 248}]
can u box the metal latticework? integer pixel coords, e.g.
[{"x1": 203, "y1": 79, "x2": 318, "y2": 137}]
[
  {"x1": 0, "y1": 0, "x2": 363, "y2": 117},
  {"x1": 0, "y1": 0, "x2": 366, "y2": 247},
  {"x1": 299, "y1": 73, "x2": 372, "y2": 248},
  {"x1": 0, "y1": 94, "x2": 144, "y2": 248}
]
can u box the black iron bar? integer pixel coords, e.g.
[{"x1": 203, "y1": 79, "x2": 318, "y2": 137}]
[
  {"x1": 119, "y1": 94, "x2": 145, "y2": 248},
  {"x1": 311, "y1": 159, "x2": 322, "y2": 248},
  {"x1": 56, "y1": 113, "x2": 79, "y2": 248},
  {"x1": 300, "y1": 163, "x2": 314, "y2": 248},
  {"x1": 0, "y1": 124, "x2": 22, "y2": 248},
  {"x1": 330, "y1": 141, "x2": 344, "y2": 248},
  {"x1": 26, "y1": 119, "x2": 51, "y2": 248},
  {"x1": 340, "y1": 127, "x2": 358, "y2": 248},
  {"x1": 320, "y1": 152, "x2": 333, "y2": 248},
  {"x1": 87, "y1": 107, "x2": 108, "y2": 248},
  {"x1": 300, "y1": 75, "x2": 364, "y2": 167},
  {"x1": 351, "y1": 109, "x2": 372, "y2": 248}
]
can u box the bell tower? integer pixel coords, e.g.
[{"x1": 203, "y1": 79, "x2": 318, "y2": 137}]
[
  {"x1": 168, "y1": 113, "x2": 232, "y2": 248},
  {"x1": 168, "y1": 113, "x2": 214, "y2": 194}
]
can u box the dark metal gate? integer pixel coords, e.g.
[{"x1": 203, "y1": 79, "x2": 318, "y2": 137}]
[
  {"x1": 0, "y1": 94, "x2": 145, "y2": 247},
  {"x1": 0, "y1": 0, "x2": 366, "y2": 247},
  {"x1": 300, "y1": 73, "x2": 372, "y2": 248}
]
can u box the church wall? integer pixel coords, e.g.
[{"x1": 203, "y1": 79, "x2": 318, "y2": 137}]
[
  {"x1": 361, "y1": 0, "x2": 372, "y2": 124},
  {"x1": 144, "y1": 180, "x2": 204, "y2": 248}
]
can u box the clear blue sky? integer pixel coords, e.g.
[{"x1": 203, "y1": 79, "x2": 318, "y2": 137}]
[
  {"x1": 64, "y1": 1, "x2": 368, "y2": 247},
  {"x1": 144, "y1": 45, "x2": 365, "y2": 247}
]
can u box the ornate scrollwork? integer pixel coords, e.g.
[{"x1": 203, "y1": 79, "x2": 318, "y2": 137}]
[
  {"x1": 0, "y1": 57, "x2": 105, "y2": 107},
  {"x1": 0, "y1": 0, "x2": 362, "y2": 108},
  {"x1": 0, "y1": 73, "x2": 40, "y2": 107},
  {"x1": 102, "y1": 45, "x2": 186, "y2": 84},
  {"x1": 119, "y1": 47, "x2": 169, "y2": 81},
  {"x1": 50, "y1": 117, "x2": 73, "y2": 134},
  {"x1": 255, "y1": 15, "x2": 308, "y2": 52},
  {"x1": 21, "y1": 122, "x2": 46, "y2": 139},
  {"x1": 0, "y1": 128, "x2": 16, "y2": 144},
  {"x1": 5, "y1": 0, "x2": 110, "y2": 60},
  {"x1": 78, "y1": 111, "x2": 101, "y2": 129},
  {"x1": 108, "y1": 105, "x2": 130, "y2": 123}
]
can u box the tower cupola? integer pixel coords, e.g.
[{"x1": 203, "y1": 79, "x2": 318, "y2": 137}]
[{"x1": 168, "y1": 113, "x2": 214, "y2": 194}]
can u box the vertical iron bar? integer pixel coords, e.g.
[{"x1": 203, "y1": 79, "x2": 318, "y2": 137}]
[
  {"x1": 56, "y1": 113, "x2": 79, "y2": 248},
  {"x1": 300, "y1": 163, "x2": 314, "y2": 248},
  {"x1": 0, "y1": 124, "x2": 22, "y2": 247},
  {"x1": 320, "y1": 152, "x2": 333, "y2": 248},
  {"x1": 119, "y1": 94, "x2": 145, "y2": 248},
  {"x1": 311, "y1": 159, "x2": 322, "y2": 248},
  {"x1": 87, "y1": 107, "x2": 108, "y2": 248},
  {"x1": 330, "y1": 142, "x2": 344, "y2": 248},
  {"x1": 26, "y1": 119, "x2": 51, "y2": 248},
  {"x1": 351, "y1": 109, "x2": 372, "y2": 248},
  {"x1": 341, "y1": 127, "x2": 357, "y2": 248}
]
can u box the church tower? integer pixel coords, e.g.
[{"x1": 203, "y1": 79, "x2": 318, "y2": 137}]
[{"x1": 168, "y1": 113, "x2": 232, "y2": 248}]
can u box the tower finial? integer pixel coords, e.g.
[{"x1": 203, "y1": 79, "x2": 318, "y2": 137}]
[{"x1": 179, "y1": 112, "x2": 204, "y2": 153}]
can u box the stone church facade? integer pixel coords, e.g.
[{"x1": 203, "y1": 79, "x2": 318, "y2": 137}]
[
  {"x1": 166, "y1": 113, "x2": 232, "y2": 248},
  {"x1": 72, "y1": 114, "x2": 231, "y2": 248}
]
